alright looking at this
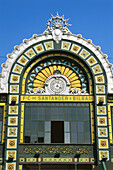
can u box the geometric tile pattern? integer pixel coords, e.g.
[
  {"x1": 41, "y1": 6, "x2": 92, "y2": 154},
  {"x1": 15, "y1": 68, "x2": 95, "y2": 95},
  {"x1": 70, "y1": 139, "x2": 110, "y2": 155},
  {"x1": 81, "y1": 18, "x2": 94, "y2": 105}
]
[
  {"x1": 97, "y1": 106, "x2": 106, "y2": 115},
  {"x1": 99, "y1": 151, "x2": 109, "y2": 161},
  {"x1": 7, "y1": 139, "x2": 17, "y2": 149},
  {"x1": 71, "y1": 44, "x2": 81, "y2": 54},
  {"x1": 99, "y1": 139, "x2": 108, "y2": 149},
  {"x1": 18, "y1": 157, "x2": 95, "y2": 163},
  {"x1": 9, "y1": 106, "x2": 18, "y2": 115},
  {"x1": 61, "y1": 41, "x2": 71, "y2": 50},
  {"x1": 6, "y1": 150, "x2": 16, "y2": 160},
  {"x1": 6, "y1": 163, "x2": 16, "y2": 170},
  {"x1": 44, "y1": 41, "x2": 54, "y2": 50},
  {"x1": 43, "y1": 158, "x2": 73, "y2": 162},
  {"x1": 79, "y1": 49, "x2": 90, "y2": 59},
  {"x1": 98, "y1": 128, "x2": 108, "y2": 137},
  {"x1": 7, "y1": 127, "x2": 17, "y2": 137}
]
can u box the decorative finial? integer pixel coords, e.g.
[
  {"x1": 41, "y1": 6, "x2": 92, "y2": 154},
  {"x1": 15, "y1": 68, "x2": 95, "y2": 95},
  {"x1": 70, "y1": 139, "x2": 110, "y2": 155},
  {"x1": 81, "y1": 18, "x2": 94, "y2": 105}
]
[{"x1": 44, "y1": 12, "x2": 72, "y2": 43}]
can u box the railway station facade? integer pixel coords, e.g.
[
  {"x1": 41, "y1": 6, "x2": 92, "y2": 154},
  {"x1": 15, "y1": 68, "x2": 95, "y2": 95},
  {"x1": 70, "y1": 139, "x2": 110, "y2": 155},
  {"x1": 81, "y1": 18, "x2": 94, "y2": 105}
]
[{"x1": 0, "y1": 13, "x2": 113, "y2": 170}]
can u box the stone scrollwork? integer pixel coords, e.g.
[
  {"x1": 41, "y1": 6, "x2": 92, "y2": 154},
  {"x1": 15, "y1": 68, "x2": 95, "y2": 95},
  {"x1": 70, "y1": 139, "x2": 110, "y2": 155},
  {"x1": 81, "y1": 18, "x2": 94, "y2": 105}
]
[
  {"x1": 70, "y1": 87, "x2": 89, "y2": 95},
  {"x1": 29, "y1": 87, "x2": 45, "y2": 94},
  {"x1": 44, "y1": 12, "x2": 71, "y2": 43}
]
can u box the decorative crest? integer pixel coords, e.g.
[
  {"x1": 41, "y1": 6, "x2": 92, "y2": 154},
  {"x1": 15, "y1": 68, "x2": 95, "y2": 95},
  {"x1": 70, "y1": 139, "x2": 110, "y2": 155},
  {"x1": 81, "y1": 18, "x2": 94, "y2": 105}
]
[{"x1": 44, "y1": 12, "x2": 72, "y2": 43}]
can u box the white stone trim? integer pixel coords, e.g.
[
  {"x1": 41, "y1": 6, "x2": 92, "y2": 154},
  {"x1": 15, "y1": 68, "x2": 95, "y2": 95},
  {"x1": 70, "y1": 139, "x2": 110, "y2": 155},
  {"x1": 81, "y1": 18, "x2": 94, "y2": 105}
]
[{"x1": 0, "y1": 33, "x2": 113, "y2": 93}]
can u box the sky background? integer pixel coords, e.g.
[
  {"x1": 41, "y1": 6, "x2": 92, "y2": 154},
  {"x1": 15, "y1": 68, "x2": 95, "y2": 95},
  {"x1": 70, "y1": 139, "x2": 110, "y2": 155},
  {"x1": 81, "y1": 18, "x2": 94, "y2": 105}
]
[{"x1": 0, "y1": 0, "x2": 113, "y2": 72}]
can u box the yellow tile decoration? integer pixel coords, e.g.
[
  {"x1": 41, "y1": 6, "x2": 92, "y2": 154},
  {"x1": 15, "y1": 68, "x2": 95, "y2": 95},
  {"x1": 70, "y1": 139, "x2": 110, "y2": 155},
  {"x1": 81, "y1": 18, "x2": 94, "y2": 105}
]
[
  {"x1": 92, "y1": 65, "x2": 102, "y2": 74},
  {"x1": 87, "y1": 56, "x2": 97, "y2": 66},
  {"x1": 10, "y1": 74, "x2": 20, "y2": 83},
  {"x1": 17, "y1": 55, "x2": 29, "y2": 66},
  {"x1": 61, "y1": 41, "x2": 71, "y2": 50},
  {"x1": 19, "y1": 165, "x2": 23, "y2": 170},
  {"x1": 99, "y1": 139, "x2": 108, "y2": 149},
  {"x1": 7, "y1": 139, "x2": 17, "y2": 148},
  {"x1": 6, "y1": 163, "x2": 16, "y2": 170},
  {"x1": 9, "y1": 106, "x2": 18, "y2": 115},
  {"x1": 19, "y1": 158, "x2": 25, "y2": 163},
  {"x1": 9, "y1": 95, "x2": 19, "y2": 104},
  {"x1": 74, "y1": 158, "x2": 77, "y2": 162},
  {"x1": 99, "y1": 151, "x2": 109, "y2": 161},
  {"x1": 90, "y1": 158, "x2": 95, "y2": 163},
  {"x1": 79, "y1": 158, "x2": 89, "y2": 162},
  {"x1": 97, "y1": 96, "x2": 106, "y2": 104},
  {"x1": 71, "y1": 44, "x2": 81, "y2": 54},
  {"x1": 8, "y1": 117, "x2": 18, "y2": 126},
  {"x1": 2, "y1": 104, "x2": 7, "y2": 143},
  {"x1": 90, "y1": 103, "x2": 95, "y2": 143},
  {"x1": 95, "y1": 75, "x2": 105, "y2": 83},
  {"x1": 25, "y1": 48, "x2": 36, "y2": 58},
  {"x1": 12, "y1": 64, "x2": 23, "y2": 74},
  {"x1": 97, "y1": 106, "x2": 106, "y2": 115},
  {"x1": 34, "y1": 44, "x2": 44, "y2": 53},
  {"x1": 79, "y1": 49, "x2": 90, "y2": 58},
  {"x1": 38, "y1": 157, "x2": 41, "y2": 162},
  {"x1": 6, "y1": 151, "x2": 16, "y2": 160},
  {"x1": 44, "y1": 41, "x2": 54, "y2": 50},
  {"x1": 108, "y1": 103, "x2": 113, "y2": 143},
  {"x1": 26, "y1": 158, "x2": 37, "y2": 163},
  {"x1": 96, "y1": 85, "x2": 105, "y2": 94},
  {"x1": 98, "y1": 128, "x2": 108, "y2": 137},
  {"x1": 8, "y1": 127, "x2": 17, "y2": 137},
  {"x1": 10, "y1": 85, "x2": 19, "y2": 93},
  {"x1": 43, "y1": 158, "x2": 72, "y2": 162},
  {"x1": 97, "y1": 117, "x2": 107, "y2": 126},
  {"x1": 0, "y1": 158, "x2": 2, "y2": 163},
  {"x1": 20, "y1": 103, "x2": 25, "y2": 143}
]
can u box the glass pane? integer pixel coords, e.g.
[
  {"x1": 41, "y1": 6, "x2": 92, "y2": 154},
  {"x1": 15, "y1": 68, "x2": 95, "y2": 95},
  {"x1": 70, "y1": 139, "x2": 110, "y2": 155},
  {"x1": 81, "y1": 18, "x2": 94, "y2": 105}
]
[
  {"x1": 70, "y1": 108, "x2": 76, "y2": 121},
  {"x1": 78, "y1": 132, "x2": 84, "y2": 143},
  {"x1": 58, "y1": 107, "x2": 64, "y2": 120},
  {"x1": 25, "y1": 121, "x2": 31, "y2": 131},
  {"x1": 64, "y1": 108, "x2": 70, "y2": 121},
  {"x1": 31, "y1": 135, "x2": 37, "y2": 143},
  {"x1": 45, "y1": 122, "x2": 51, "y2": 132},
  {"x1": 0, "y1": 122, "x2": 2, "y2": 131},
  {"x1": 71, "y1": 122, "x2": 77, "y2": 132},
  {"x1": 78, "y1": 109, "x2": 83, "y2": 121},
  {"x1": 25, "y1": 108, "x2": 31, "y2": 121},
  {"x1": 71, "y1": 122, "x2": 77, "y2": 143},
  {"x1": 45, "y1": 132, "x2": 50, "y2": 143},
  {"x1": 78, "y1": 122, "x2": 83, "y2": 132},
  {"x1": 64, "y1": 122, "x2": 70, "y2": 132},
  {"x1": 64, "y1": 133, "x2": 70, "y2": 143},
  {"x1": 31, "y1": 121, "x2": 37, "y2": 131},
  {"x1": 71, "y1": 133, "x2": 77, "y2": 143},
  {"x1": 38, "y1": 132, "x2": 44, "y2": 143},
  {"x1": 85, "y1": 132, "x2": 90, "y2": 144},
  {"x1": 45, "y1": 107, "x2": 51, "y2": 120},
  {"x1": 0, "y1": 133, "x2": 2, "y2": 142},
  {"x1": 84, "y1": 108, "x2": 89, "y2": 121},
  {"x1": 38, "y1": 121, "x2": 44, "y2": 131},
  {"x1": 38, "y1": 132, "x2": 44, "y2": 137},
  {"x1": 31, "y1": 107, "x2": 38, "y2": 120},
  {"x1": 25, "y1": 131, "x2": 30, "y2": 136},
  {"x1": 38, "y1": 112, "x2": 45, "y2": 120},
  {"x1": 51, "y1": 107, "x2": 57, "y2": 120}
]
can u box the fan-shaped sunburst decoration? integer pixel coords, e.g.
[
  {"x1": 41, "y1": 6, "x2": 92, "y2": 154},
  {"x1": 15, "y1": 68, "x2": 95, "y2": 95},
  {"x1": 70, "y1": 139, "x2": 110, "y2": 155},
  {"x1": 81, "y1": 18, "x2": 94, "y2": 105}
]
[{"x1": 26, "y1": 58, "x2": 88, "y2": 95}]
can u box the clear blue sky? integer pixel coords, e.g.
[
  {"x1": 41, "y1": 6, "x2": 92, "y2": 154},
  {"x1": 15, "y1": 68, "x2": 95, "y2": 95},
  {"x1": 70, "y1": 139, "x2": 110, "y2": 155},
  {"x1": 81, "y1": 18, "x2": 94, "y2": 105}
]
[{"x1": 0, "y1": 0, "x2": 113, "y2": 72}]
